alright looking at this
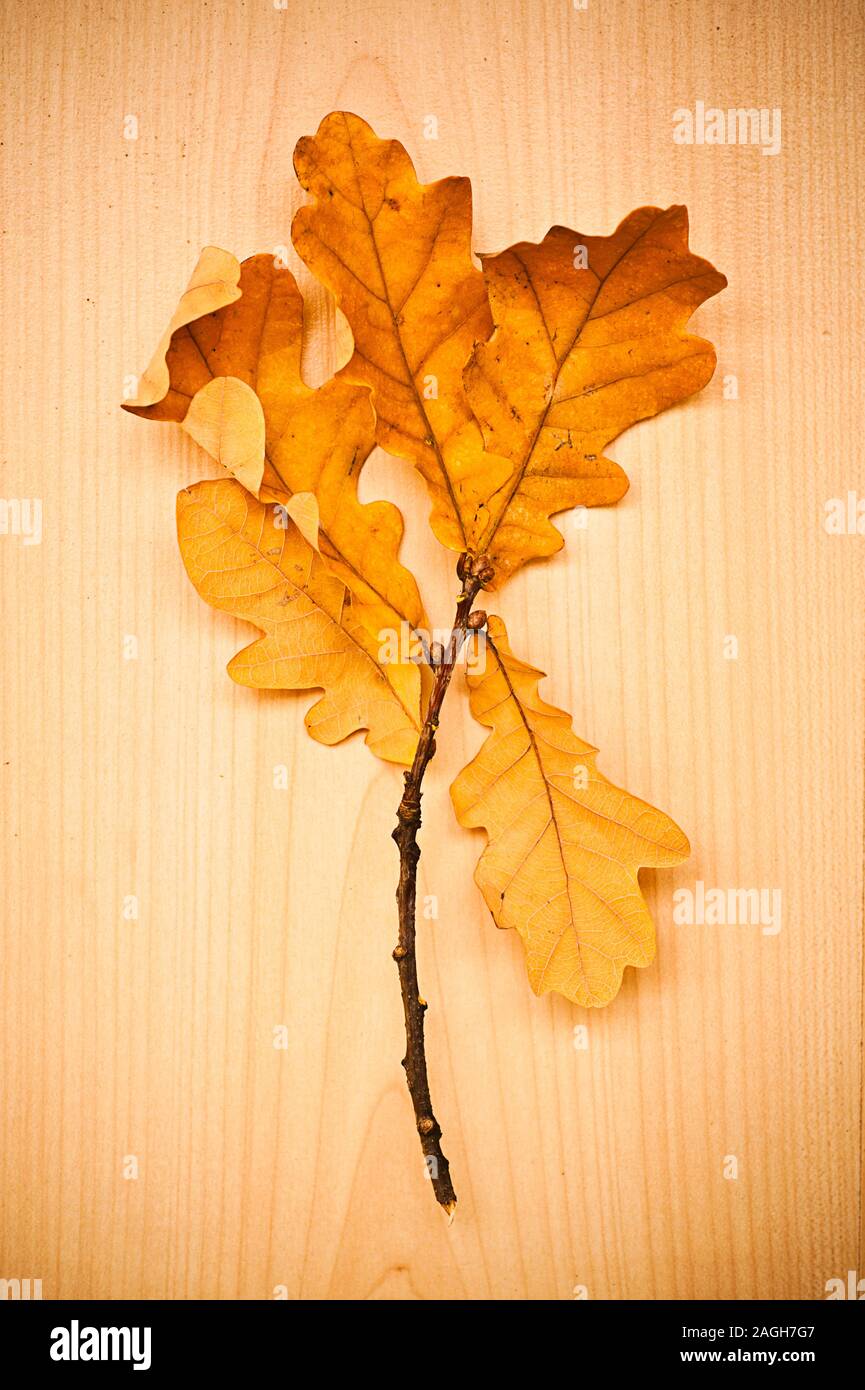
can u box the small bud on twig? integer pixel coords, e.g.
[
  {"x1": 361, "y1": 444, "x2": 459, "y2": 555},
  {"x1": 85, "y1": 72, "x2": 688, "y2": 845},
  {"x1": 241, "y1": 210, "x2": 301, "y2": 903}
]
[
  {"x1": 467, "y1": 610, "x2": 487, "y2": 630},
  {"x1": 475, "y1": 557, "x2": 495, "y2": 588}
]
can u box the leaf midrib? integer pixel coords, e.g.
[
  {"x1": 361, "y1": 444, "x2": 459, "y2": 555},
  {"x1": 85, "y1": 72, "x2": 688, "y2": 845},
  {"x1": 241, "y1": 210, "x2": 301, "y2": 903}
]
[
  {"x1": 485, "y1": 636, "x2": 667, "y2": 999},
  {"x1": 485, "y1": 636, "x2": 599, "y2": 1001},
  {"x1": 339, "y1": 112, "x2": 469, "y2": 549}
]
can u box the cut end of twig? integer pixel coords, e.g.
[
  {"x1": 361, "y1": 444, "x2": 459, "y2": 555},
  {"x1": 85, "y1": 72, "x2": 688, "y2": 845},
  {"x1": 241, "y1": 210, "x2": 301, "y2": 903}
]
[{"x1": 442, "y1": 1200, "x2": 457, "y2": 1224}]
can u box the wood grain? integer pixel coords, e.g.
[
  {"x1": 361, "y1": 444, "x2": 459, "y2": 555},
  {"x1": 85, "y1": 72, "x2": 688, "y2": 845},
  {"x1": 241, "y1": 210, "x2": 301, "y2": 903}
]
[{"x1": 1, "y1": 0, "x2": 862, "y2": 1300}]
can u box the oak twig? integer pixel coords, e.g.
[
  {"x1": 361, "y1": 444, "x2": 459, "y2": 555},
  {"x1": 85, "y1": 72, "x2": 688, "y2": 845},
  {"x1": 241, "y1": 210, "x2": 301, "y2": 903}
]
[{"x1": 392, "y1": 552, "x2": 492, "y2": 1215}]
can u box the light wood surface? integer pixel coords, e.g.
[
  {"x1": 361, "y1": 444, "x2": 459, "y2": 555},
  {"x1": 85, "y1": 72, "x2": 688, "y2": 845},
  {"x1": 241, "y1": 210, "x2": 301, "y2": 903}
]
[{"x1": 1, "y1": 0, "x2": 863, "y2": 1301}]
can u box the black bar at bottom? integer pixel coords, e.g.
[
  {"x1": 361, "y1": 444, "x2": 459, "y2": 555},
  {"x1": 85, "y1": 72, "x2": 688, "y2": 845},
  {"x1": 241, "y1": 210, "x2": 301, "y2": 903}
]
[{"x1": 0, "y1": 1296, "x2": 860, "y2": 1375}]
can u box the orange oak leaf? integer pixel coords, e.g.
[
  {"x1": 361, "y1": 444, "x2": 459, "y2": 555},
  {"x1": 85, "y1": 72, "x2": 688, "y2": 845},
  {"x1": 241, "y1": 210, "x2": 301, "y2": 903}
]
[
  {"x1": 451, "y1": 616, "x2": 690, "y2": 1006},
  {"x1": 292, "y1": 110, "x2": 512, "y2": 558},
  {"x1": 177, "y1": 478, "x2": 422, "y2": 766},
  {"x1": 465, "y1": 210, "x2": 727, "y2": 580},
  {"x1": 123, "y1": 249, "x2": 427, "y2": 743},
  {"x1": 123, "y1": 250, "x2": 423, "y2": 624}
]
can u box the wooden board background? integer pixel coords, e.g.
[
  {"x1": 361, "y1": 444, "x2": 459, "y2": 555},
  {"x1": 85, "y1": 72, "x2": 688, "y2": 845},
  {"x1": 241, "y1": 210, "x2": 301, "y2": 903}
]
[{"x1": 1, "y1": 0, "x2": 863, "y2": 1301}]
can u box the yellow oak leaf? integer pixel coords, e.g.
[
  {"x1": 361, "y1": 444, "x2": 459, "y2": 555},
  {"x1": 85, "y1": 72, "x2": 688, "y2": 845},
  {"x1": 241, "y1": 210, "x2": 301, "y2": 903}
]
[
  {"x1": 177, "y1": 478, "x2": 421, "y2": 766},
  {"x1": 451, "y1": 616, "x2": 690, "y2": 1006},
  {"x1": 292, "y1": 110, "x2": 512, "y2": 558},
  {"x1": 464, "y1": 210, "x2": 727, "y2": 580}
]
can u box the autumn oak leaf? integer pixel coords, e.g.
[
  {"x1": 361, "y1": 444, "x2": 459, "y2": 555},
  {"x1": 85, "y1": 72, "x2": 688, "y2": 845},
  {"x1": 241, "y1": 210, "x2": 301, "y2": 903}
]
[
  {"x1": 124, "y1": 248, "x2": 428, "y2": 752},
  {"x1": 291, "y1": 110, "x2": 512, "y2": 561},
  {"x1": 177, "y1": 479, "x2": 422, "y2": 766},
  {"x1": 464, "y1": 210, "x2": 728, "y2": 580},
  {"x1": 451, "y1": 617, "x2": 690, "y2": 1006}
]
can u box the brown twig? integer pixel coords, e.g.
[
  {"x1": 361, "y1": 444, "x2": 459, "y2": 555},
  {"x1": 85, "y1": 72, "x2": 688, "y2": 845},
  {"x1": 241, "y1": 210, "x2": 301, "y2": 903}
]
[{"x1": 391, "y1": 552, "x2": 492, "y2": 1214}]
